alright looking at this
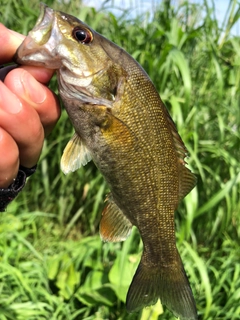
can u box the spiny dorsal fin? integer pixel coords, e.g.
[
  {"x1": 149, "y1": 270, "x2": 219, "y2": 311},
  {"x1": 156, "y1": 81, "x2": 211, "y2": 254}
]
[
  {"x1": 166, "y1": 110, "x2": 197, "y2": 199},
  {"x1": 100, "y1": 194, "x2": 132, "y2": 242},
  {"x1": 60, "y1": 132, "x2": 92, "y2": 174}
]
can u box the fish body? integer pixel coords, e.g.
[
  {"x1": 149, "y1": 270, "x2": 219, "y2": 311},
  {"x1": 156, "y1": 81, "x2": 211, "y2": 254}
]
[{"x1": 15, "y1": 4, "x2": 198, "y2": 319}]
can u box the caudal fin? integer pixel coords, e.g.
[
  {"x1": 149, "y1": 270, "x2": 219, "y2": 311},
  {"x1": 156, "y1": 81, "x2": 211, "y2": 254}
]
[{"x1": 126, "y1": 254, "x2": 198, "y2": 320}]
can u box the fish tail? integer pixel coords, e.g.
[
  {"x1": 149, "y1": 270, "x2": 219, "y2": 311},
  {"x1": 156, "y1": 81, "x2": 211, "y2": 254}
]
[{"x1": 126, "y1": 253, "x2": 198, "y2": 320}]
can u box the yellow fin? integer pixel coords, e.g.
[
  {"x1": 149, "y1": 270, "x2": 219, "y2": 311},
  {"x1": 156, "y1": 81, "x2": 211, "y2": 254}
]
[
  {"x1": 60, "y1": 133, "x2": 92, "y2": 174},
  {"x1": 100, "y1": 194, "x2": 132, "y2": 242}
]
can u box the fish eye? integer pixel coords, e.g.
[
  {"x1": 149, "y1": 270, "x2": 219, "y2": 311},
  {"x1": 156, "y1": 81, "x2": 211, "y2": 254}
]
[{"x1": 72, "y1": 27, "x2": 92, "y2": 44}]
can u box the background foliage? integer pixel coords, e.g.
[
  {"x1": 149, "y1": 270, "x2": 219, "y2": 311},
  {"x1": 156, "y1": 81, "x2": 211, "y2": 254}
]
[{"x1": 0, "y1": 0, "x2": 240, "y2": 319}]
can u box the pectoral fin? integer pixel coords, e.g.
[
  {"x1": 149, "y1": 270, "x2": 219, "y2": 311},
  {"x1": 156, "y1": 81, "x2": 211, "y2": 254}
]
[
  {"x1": 61, "y1": 133, "x2": 92, "y2": 174},
  {"x1": 100, "y1": 194, "x2": 132, "y2": 242}
]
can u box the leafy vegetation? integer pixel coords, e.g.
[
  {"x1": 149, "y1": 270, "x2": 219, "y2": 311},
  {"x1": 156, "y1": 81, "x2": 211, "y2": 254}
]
[{"x1": 0, "y1": 0, "x2": 240, "y2": 319}]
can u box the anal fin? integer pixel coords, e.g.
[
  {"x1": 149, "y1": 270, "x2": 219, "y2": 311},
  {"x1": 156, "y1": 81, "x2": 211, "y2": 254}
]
[
  {"x1": 100, "y1": 194, "x2": 132, "y2": 242},
  {"x1": 60, "y1": 132, "x2": 92, "y2": 174}
]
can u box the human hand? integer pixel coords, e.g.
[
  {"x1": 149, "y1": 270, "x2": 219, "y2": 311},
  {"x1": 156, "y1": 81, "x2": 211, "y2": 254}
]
[{"x1": 0, "y1": 24, "x2": 61, "y2": 188}]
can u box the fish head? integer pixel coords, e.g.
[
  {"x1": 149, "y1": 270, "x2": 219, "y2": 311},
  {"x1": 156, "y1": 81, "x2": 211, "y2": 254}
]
[
  {"x1": 15, "y1": 3, "x2": 124, "y2": 103},
  {"x1": 15, "y1": 3, "x2": 135, "y2": 169}
]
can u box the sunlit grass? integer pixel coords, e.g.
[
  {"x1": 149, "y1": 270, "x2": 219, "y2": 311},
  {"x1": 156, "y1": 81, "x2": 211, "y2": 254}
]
[{"x1": 0, "y1": 0, "x2": 240, "y2": 319}]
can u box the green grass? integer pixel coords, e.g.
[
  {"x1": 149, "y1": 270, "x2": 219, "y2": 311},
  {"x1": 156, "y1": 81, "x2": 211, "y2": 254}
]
[{"x1": 0, "y1": 0, "x2": 240, "y2": 319}]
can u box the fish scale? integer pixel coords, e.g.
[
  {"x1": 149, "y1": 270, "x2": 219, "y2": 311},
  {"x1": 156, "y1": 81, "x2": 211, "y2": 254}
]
[{"x1": 15, "y1": 4, "x2": 198, "y2": 319}]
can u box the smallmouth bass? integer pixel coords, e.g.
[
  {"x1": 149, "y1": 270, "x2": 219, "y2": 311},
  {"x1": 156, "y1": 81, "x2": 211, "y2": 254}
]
[{"x1": 15, "y1": 4, "x2": 198, "y2": 319}]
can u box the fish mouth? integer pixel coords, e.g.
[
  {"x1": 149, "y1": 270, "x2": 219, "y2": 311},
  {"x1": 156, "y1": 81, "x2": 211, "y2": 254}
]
[
  {"x1": 14, "y1": 3, "x2": 61, "y2": 68},
  {"x1": 29, "y1": 3, "x2": 54, "y2": 46}
]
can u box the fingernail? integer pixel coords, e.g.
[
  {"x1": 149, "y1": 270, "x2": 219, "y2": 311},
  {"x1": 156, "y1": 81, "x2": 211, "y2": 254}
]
[
  {"x1": 0, "y1": 81, "x2": 22, "y2": 114},
  {"x1": 21, "y1": 70, "x2": 46, "y2": 104}
]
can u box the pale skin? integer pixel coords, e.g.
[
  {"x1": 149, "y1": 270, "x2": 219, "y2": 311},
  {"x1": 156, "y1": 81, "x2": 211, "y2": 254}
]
[{"x1": 0, "y1": 24, "x2": 61, "y2": 188}]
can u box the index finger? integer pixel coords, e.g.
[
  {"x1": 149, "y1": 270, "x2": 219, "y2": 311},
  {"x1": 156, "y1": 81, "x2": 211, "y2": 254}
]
[{"x1": 0, "y1": 24, "x2": 25, "y2": 64}]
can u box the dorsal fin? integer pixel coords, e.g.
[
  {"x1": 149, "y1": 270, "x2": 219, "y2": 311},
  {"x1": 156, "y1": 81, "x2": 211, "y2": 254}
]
[
  {"x1": 60, "y1": 132, "x2": 92, "y2": 174},
  {"x1": 166, "y1": 111, "x2": 188, "y2": 164},
  {"x1": 178, "y1": 165, "x2": 197, "y2": 200},
  {"x1": 166, "y1": 110, "x2": 197, "y2": 199}
]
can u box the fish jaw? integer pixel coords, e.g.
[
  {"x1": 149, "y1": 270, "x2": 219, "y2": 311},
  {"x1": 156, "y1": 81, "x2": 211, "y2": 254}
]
[{"x1": 14, "y1": 4, "x2": 62, "y2": 68}]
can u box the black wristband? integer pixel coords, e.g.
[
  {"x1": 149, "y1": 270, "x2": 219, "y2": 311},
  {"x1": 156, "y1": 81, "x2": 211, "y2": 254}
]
[{"x1": 0, "y1": 165, "x2": 37, "y2": 212}]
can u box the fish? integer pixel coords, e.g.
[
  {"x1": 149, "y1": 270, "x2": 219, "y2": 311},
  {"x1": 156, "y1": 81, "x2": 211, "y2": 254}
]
[{"x1": 14, "y1": 4, "x2": 198, "y2": 319}]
